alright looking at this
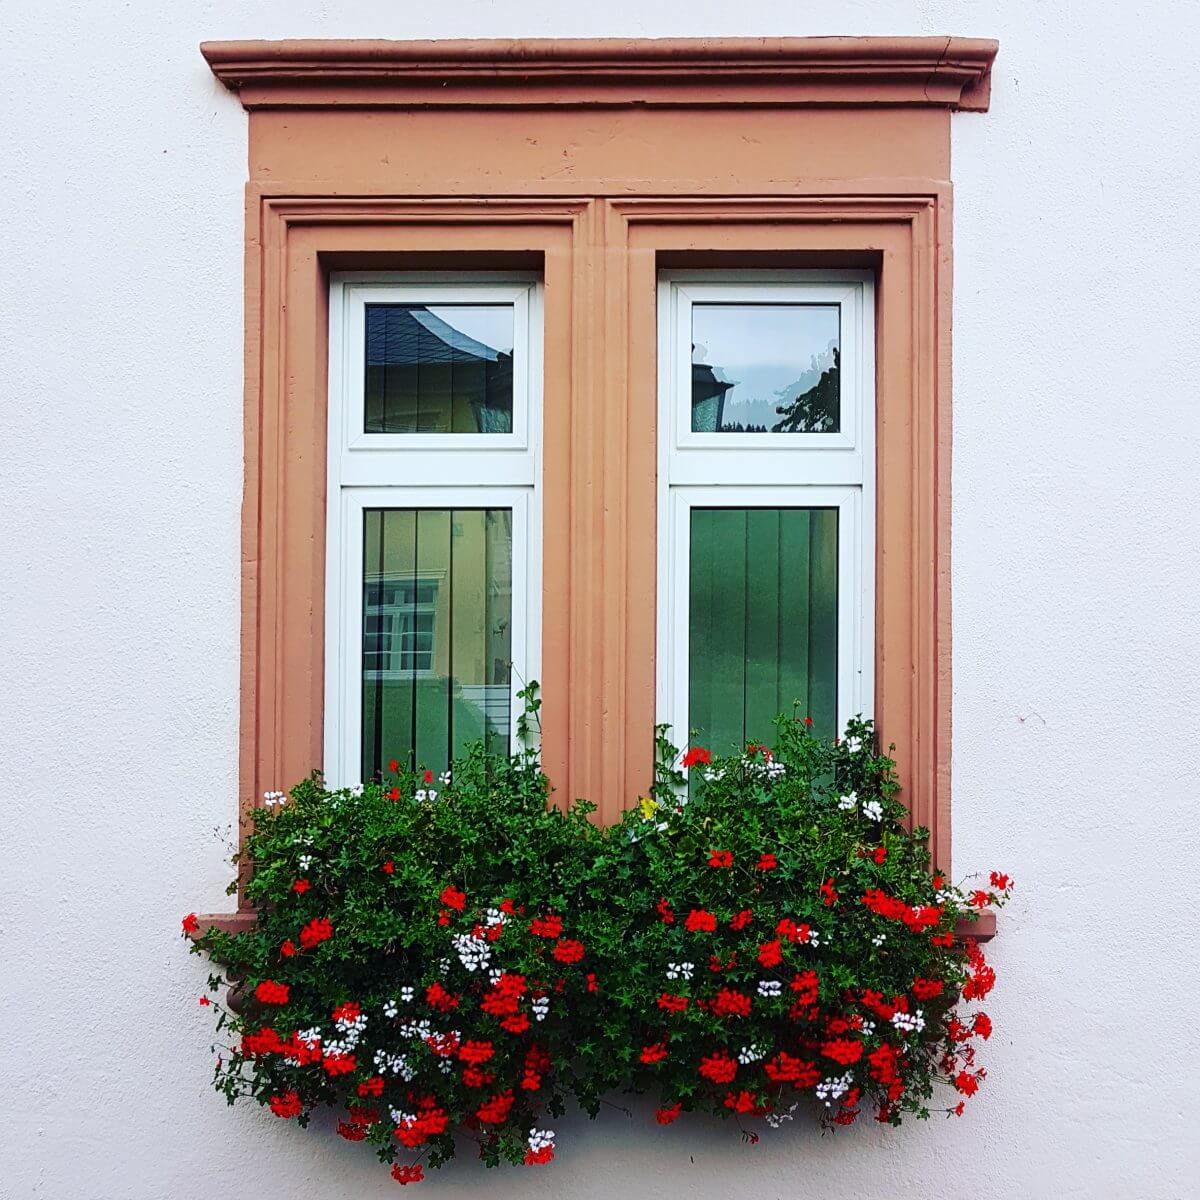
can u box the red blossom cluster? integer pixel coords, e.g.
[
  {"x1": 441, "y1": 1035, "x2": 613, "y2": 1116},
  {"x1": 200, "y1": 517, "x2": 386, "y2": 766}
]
[
  {"x1": 394, "y1": 1103, "x2": 449, "y2": 1148},
  {"x1": 298, "y1": 917, "x2": 333, "y2": 950},
  {"x1": 861, "y1": 888, "x2": 943, "y2": 932}
]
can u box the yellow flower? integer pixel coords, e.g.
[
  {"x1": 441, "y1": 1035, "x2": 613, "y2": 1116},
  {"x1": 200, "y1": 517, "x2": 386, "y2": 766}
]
[{"x1": 638, "y1": 796, "x2": 658, "y2": 820}]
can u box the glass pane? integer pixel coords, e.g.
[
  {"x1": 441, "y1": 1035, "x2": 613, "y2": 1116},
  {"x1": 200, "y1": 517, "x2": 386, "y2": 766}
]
[
  {"x1": 691, "y1": 304, "x2": 840, "y2": 433},
  {"x1": 365, "y1": 304, "x2": 514, "y2": 434},
  {"x1": 688, "y1": 508, "x2": 838, "y2": 754},
  {"x1": 361, "y1": 508, "x2": 512, "y2": 779}
]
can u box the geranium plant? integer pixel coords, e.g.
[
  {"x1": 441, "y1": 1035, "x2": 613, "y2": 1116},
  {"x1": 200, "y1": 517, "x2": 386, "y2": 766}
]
[{"x1": 186, "y1": 693, "x2": 1010, "y2": 1183}]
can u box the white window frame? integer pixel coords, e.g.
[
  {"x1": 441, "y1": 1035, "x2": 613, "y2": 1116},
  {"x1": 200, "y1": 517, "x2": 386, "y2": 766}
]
[
  {"x1": 656, "y1": 270, "x2": 875, "y2": 748},
  {"x1": 325, "y1": 273, "x2": 542, "y2": 786}
]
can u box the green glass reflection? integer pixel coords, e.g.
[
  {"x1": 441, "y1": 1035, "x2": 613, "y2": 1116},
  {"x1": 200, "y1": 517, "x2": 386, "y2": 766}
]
[
  {"x1": 688, "y1": 507, "x2": 838, "y2": 753},
  {"x1": 361, "y1": 508, "x2": 512, "y2": 779},
  {"x1": 365, "y1": 304, "x2": 514, "y2": 434}
]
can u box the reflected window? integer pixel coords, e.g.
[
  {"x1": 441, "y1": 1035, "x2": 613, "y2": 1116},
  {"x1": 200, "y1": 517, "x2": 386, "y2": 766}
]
[
  {"x1": 365, "y1": 304, "x2": 514, "y2": 434},
  {"x1": 361, "y1": 508, "x2": 513, "y2": 779},
  {"x1": 691, "y1": 304, "x2": 840, "y2": 433}
]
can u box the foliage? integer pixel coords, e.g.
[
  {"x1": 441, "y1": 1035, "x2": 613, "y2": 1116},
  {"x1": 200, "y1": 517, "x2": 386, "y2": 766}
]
[
  {"x1": 186, "y1": 692, "x2": 1010, "y2": 1183},
  {"x1": 772, "y1": 346, "x2": 840, "y2": 433}
]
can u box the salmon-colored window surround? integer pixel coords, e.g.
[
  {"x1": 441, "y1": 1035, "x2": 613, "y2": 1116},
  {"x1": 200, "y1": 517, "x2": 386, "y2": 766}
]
[{"x1": 197, "y1": 37, "x2": 998, "y2": 930}]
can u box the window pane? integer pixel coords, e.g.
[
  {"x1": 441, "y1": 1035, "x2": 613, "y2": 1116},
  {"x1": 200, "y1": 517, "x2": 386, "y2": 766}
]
[
  {"x1": 365, "y1": 304, "x2": 514, "y2": 434},
  {"x1": 691, "y1": 304, "x2": 840, "y2": 433},
  {"x1": 361, "y1": 508, "x2": 512, "y2": 779},
  {"x1": 688, "y1": 507, "x2": 838, "y2": 753}
]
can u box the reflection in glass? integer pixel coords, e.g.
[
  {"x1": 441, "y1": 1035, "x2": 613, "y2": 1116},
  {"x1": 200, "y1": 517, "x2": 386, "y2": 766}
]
[
  {"x1": 365, "y1": 305, "x2": 514, "y2": 433},
  {"x1": 691, "y1": 304, "x2": 840, "y2": 433},
  {"x1": 361, "y1": 508, "x2": 512, "y2": 778},
  {"x1": 689, "y1": 508, "x2": 838, "y2": 753}
]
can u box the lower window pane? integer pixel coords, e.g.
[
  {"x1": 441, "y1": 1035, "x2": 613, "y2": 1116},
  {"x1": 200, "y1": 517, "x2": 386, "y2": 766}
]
[
  {"x1": 689, "y1": 507, "x2": 838, "y2": 752},
  {"x1": 361, "y1": 508, "x2": 512, "y2": 779}
]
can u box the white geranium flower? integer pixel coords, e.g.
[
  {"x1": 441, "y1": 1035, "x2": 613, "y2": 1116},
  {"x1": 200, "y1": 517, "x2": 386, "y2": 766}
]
[
  {"x1": 765, "y1": 1103, "x2": 798, "y2": 1128},
  {"x1": 838, "y1": 791, "x2": 858, "y2": 811},
  {"x1": 528, "y1": 1128, "x2": 555, "y2": 1152},
  {"x1": 863, "y1": 798, "x2": 883, "y2": 821}
]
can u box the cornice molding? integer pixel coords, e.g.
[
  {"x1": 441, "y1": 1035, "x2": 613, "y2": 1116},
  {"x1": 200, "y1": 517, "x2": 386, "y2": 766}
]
[{"x1": 201, "y1": 36, "x2": 998, "y2": 111}]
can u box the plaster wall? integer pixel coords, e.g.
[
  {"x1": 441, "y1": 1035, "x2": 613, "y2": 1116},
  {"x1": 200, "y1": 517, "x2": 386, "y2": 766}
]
[{"x1": 2, "y1": 2, "x2": 1197, "y2": 1197}]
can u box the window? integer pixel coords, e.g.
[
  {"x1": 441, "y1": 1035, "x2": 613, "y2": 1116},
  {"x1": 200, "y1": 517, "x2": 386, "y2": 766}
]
[
  {"x1": 206, "y1": 37, "x2": 990, "y2": 889},
  {"x1": 325, "y1": 275, "x2": 542, "y2": 785},
  {"x1": 657, "y1": 271, "x2": 875, "y2": 753}
]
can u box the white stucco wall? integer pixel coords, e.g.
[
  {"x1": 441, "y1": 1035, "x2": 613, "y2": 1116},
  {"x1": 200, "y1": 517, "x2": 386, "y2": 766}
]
[{"x1": 3, "y1": 2, "x2": 1198, "y2": 1197}]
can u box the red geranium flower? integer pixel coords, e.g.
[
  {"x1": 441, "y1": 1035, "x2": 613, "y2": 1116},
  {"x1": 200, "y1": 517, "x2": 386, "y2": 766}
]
[
  {"x1": 757, "y1": 938, "x2": 783, "y2": 968},
  {"x1": 459, "y1": 1039, "x2": 495, "y2": 1066},
  {"x1": 989, "y1": 871, "x2": 1013, "y2": 891},
  {"x1": 912, "y1": 977, "x2": 944, "y2": 1000},
  {"x1": 524, "y1": 1146, "x2": 554, "y2": 1166},
  {"x1": 954, "y1": 1071, "x2": 981, "y2": 1096},
  {"x1": 423, "y1": 769, "x2": 434, "y2": 784},
  {"x1": 710, "y1": 988, "x2": 752, "y2": 1018},
  {"x1": 684, "y1": 909, "x2": 717, "y2": 933},
  {"x1": 198, "y1": 995, "x2": 210, "y2": 1006},
  {"x1": 821, "y1": 1037, "x2": 864, "y2": 1065},
  {"x1": 439, "y1": 885, "x2": 467, "y2": 911},
  {"x1": 870, "y1": 845, "x2": 888, "y2": 864},
  {"x1": 337, "y1": 1120, "x2": 367, "y2": 1141},
  {"x1": 755, "y1": 853, "x2": 778, "y2": 871},
  {"x1": 973, "y1": 1012, "x2": 993, "y2": 1040},
  {"x1": 819, "y1": 878, "x2": 839, "y2": 906},
  {"x1": 790, "y1": 969, "x2": 820, "y2": 1006},
  {"x1": 255, "y1": 979, "x2": 290, "y2": 1005},
  {"x1": 708, "y1": 849, "x2": 734, "y2": 868},
  {"x1": 803, "y1": 716, "x2": 814, "y2": 726},
  {"x1": 425, "y1": 982, "x2": 459, "y2": 1013},
  {"x1": 640, "y1": 1042, "x2": 668, "y2": 1064},
  {"x1": 500, "y1": 1013, "x2": 530, "y2": 1034},
  {"x1": 291, "y1": 879, "x2": 310, "y2": 894},
  {"x1": 388, "y1": 758, "x2": 399, "y2": 772},
  {"x1": 698, "y1": 1051, "x2": 738, "y2": 1084},
  {"x1": 476, "y1": 1089, "x2": 516, "y2": 1125},
  {"x1": 357, "y1": 1076, "x2": 385, "y2": 1097},
  {"x1": 268, "y1": 1091, "x2": 302, "y2": 1119},
  {"x1": 764, "y1": 1051, "x2": 819, "y2": 1086},
  {"x1": 968, "y1": 890, "x2": 990, "y2": 909},
  {"x1": 729, "y1": 908, "x2": 753, "y2": 931},
  {"x1": 391, "y1": 1164, "x2": 424, "y2": 1185},
  {"x1": 382, "y1": 860, "x2": 395, "y2": 874},
  {"x1": 279, "y1": 939, "x2": 296, "y2": 957},
  {"x1": 551, "y1": 938, "x2": 585, "y2": 964},
  {"x1": 656, "y1": 897, "x2": 675, "y2": 924},
  {"x1": 181, "y1": 913, "x2": 200, "y2": 934},
  {"x1": 657, "y1": 993, "x2": 689, "y2": 1013},
  {"x1": 655, "y1": 1102, "x2": 682, "y2": 1125},
  {"x1": 388, "y1": 787, "x2": 401, "y2": 801},
  {"x1": 299, "y1": 917, "x2": 333, "y2": 949},
  {"x1": 530, "y1": 914, "x2": 563, "y2": 938},
  {"x1": 321, "y1": 1051, "x2": 356, "y2": 1076},
  {"x1": 681, "y1": 747, "x2": 712, "y2": 769}
]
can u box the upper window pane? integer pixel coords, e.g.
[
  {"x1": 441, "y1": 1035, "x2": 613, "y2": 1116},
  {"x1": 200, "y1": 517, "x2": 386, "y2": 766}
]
[
  {"x1": 690, "y1": 303, "x2": 840, "y2": 434},
  {"x1": 365, "y1": 304, "x2": 514, "y2": 434}
]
